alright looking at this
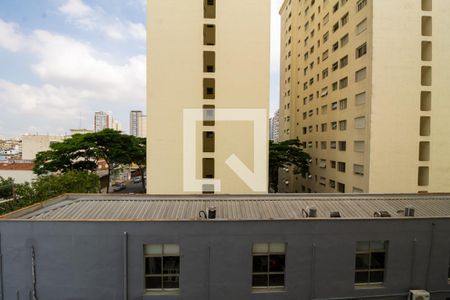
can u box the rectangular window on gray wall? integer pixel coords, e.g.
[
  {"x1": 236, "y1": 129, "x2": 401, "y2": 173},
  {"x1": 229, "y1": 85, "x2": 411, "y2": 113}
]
[
  {"x1": 203, "y1": 105, "x2": 215, "y2": 126},
  {"x1": 203, "y1": 131, "x2": 215, "y2": 152},
  {"x1": 355, "y1": 241, "x2": 388, "y2": 286},
  {"x1": 203, "y1": 158, "x2": 215, "y2": 178},
  {"x1": 252, "y1": 243, "x2": 286, "y2": 290},
  {"x1": 144, "y1": 244, "x2": 180, "y2": 292}
]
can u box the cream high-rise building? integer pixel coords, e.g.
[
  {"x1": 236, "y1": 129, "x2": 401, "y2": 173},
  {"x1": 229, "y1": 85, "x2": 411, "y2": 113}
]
[
  {"x1": 148, "y1": 0, "x2": 270, "y2": 194},
  {"x1": 278, "y1": 0, "x2": 450, "y2": 193}
]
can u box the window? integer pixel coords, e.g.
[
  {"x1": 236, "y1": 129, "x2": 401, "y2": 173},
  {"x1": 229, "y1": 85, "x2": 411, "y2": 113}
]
[
  {"x1": 355, "y1": 117, "x2": 366, "y2": 129},
  {"x1": 422, "y1": 41, "x2": 432, "y2": 61},
  {"x1": 330, "y1": 142, "x2": 337, "y2": 150},
  {"x1": 203, "y1": 51, "x2": 215, "y2": 73},
  {"x1": 319, "y1": 177, "x2": 326, "y2": 186},
  {"x1": 332, "y1": 62, "x2": 338, "y2": 71},
  {"x1": 421, "y1": 66, "x2": 432, "y2": 86},
  {"x1": 321, "y1": 141, "x2": 327, "y2": 149},
  {"x1": 355, "y1": 241, "x2": 388, "y2": 285},
  {"x1": 321, "y1": 105, "x2": 328, "y2": 114},
  {"x1": 204, "y1": 24, "x2": 216, "y2": 45},
  {"x1": 338, "y1": 141, "x2": 346, "y2": 151},
  {"x1": 355, "y1": 92, "x2": 366, "y2": 105},
  {"x1": 321, "y1": 123, "x2": 328, "y2": 132},
  {"x1": 421, "y1": 91, "x2": 431, "y2": 111},
  {"x1": 420, "y1": 116, "x2": 431, "y2": 136},
  {"x1": 203, "y1": 131, "x2": 215, "y2": 152},
  {"x1": 357, "y1": 0, "x2": 367, "y2": 12},
  {"x1": 331, "y1": 121, "x2": 337, "y2": 130},
  {"x1": 418, "y1": 166, "x2": 430, "y2": 186},
  {"x1": 204, "y1": 0, "x2": 216, "y2": 19},
  {"x1": 339, "y1": 120, "x2": 347, "y2": 131},
  {"x1": 356, "y1": 43, "x2": 367, "y2": 59},
  {"x1": 356, "y1": 18, "x2": 367, "y2": 35},
  {"x1": 323, "y1": 13, "x2": 329, "y2": 25},
  {"x1": 354, "y1": 141, "x2": 365, "y2": 152},
  {"x1": 339, "y1": 77, "x2": 348, "y2": 89},
  {"x1": 338, "y1": 162, "x2": 346, "y2": 172},
  {"x1": 332, "y1": 81, "x2": 338, "y2": 91},
  {"x1": 340, "y1": 55, "x2": 348, "y2": 68},
  {"x1": 422, "y1": 16, "x2": 432, "y2": 36},
  {"x1": 203, "y1": 158, "x2": 214, "y2": 178},
  {"x1": 355, "y1": 67, "x2": 367, "y2": 82},
  {"x1": 203, "y1": 105, "x2": 215, "y2": 126},
  {"x1": 203, "y1": 78, "x2": 215, "y2": 99},
  {"x1": 337, "y1": 182, "x2": 345, "y2": 193},
  {"x1": 339, "y1": 99, "x2": 347, "y2": 110},
  {"x1": 340, "y1": 34, "x2": 349, "y2": 47},
  {"x1": 144, "y1": 244, "x2": 180, "y2": 292},
  {"x1": 252, "y1": 243, "x2": 286, "y2": 289},
  {"x1": 332, "y1": 42, "x2": 339, "y2": 52},
  {"x1": 331, "y1": 160, "x2": 337, "y2": 168},
  {"x1": 331, "y1": 102, "x2": 338, "y2": 110},
  {"x1": 354, "y1": 164, "x2": 364, "y2": 176},
  {"x1": 333, "y1": 2, "x2": 339, "y2": 13},
  {"x1": 341, "y1": 13, "x2": 349, "y2": 26},
  {"x1": 323, "y1": 31, "x2": 329, "y2": 43},
  {"x1": 422, "y1": 0, "x2": 432, "y2": 11},
  {"x1": 322, "y1": 68, "x2": 329, "y2": 79},
  {"x1": 332, "y1": 22, "x2": 339, "y2": 33},
  {"x1": 329, "y1": 180, "x2": 336, "y2": 188},
  {"x1": 322, "y1": 50, "x2": 329, "y2": 61}
]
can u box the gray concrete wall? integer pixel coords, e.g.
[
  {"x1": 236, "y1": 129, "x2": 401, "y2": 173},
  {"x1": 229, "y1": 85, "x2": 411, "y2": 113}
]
[{"x1": 0, "y1": 219, "x2": 449, "y2": 300}]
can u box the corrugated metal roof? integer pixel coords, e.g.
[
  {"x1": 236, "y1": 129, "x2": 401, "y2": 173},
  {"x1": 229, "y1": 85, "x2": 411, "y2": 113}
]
[{"x1": 4, "y1": 194, "x2": 450, "y2": 221}]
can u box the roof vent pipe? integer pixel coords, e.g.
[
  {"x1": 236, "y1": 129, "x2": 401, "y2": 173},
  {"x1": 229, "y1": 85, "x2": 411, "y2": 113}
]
[
  {"x1": 405, "y1": 207, "x2": 415, "y2": 217},
  {"x1": 302, "y1": 207, "x2": 317, "y2": 218}
]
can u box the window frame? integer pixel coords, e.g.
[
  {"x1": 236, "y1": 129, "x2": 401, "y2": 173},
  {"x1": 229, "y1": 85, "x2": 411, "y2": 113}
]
[
  {"x1": 144, "y1": 244, "x2": 181, "y2": 293},
  {"x1": 251, "y1": 243, "x2": 287, "y2": 291},
  {"x1": 354, "y1": 241, "x2": 388, "y2": 286}
]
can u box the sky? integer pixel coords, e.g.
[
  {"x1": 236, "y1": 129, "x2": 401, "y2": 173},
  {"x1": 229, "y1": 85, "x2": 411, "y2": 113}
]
[{"x1": 0, "y1": 0, "x2": 283, "y2": 139}]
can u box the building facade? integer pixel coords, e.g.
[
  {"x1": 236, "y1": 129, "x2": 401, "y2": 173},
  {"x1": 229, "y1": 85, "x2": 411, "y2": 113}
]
[
  {"x1": 94, "y1": 111, "x2": 113, "y2": 132},
  {"x1": 278, "y1": 0, "x2": 450, "y2": 193},
  {"x1": 1, "y1": 194, "x2": 450, "y2": 299},
  {"x1": 147, "y1": 0, "x2": 270, "y2": 194},
  {"x1": 129, "y1": 110, "x2": 147, "y2": 138},
  {"x1": 271, "y1": 110, "x2": 280, "y2": 142},
  {"x1": 21, "y1": 135, "x2": 65, "y2": 160}
]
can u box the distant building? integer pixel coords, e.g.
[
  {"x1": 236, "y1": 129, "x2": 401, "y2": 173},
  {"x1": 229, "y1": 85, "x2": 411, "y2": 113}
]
[
  {"x1": 94, "y1": 111, "x2": 113, "y2": 132},
  {"x1": 69, "y1": 129, "x2": 93, "y2": 135},
  {"x1": 21, "y1": 135, "x2": 65, "y2": 160},
  {"x1": 0, "y1": 161, "x2": 36, "y2": 183},
  {"x1": 1, "y1": 193, "x2": 450, "y2": 299},
  {"x1": 269, "y1": 110, "x2": 280, "y2": 143},
  {"x1": 129, "y1": 111, "x2": 146, "y2": 138}
]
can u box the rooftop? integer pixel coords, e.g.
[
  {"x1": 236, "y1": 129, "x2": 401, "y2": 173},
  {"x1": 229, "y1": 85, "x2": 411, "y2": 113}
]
[
  {"x1": 2, "y1": 193, "x2": 450, "y2": 221},
  {"x1": 0, "y1": 162, "x2": 34, "y2": 171}
]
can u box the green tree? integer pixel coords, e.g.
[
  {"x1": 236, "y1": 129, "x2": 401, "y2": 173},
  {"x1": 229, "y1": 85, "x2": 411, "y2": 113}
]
[
  {"x1": 33, "y1": 133, "x2": 98, "y2": 175},
  {"x1": 0, "y1": 171, "x2": 100, "y2": 216},
  {"x1": 0, "y1": 177, "x2": 13, "y2": 199},
  {"x1": 126, "y1": 136, "x2": 147, "y2": 192},
  {"x1": 269, "y1": 139, "x2": 310, "y2": 193},
  {"x1": 83, "y1": 129, "x2": 134, "y2": 193},
  {"x1": 33, "y1": 129, "x2": 147, "y2": 193}
]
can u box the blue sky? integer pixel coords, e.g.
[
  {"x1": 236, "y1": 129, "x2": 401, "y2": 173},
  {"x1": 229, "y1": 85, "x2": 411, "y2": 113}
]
[{"x1": 0, "y1": 0, "x2": 283, "y2": 138}]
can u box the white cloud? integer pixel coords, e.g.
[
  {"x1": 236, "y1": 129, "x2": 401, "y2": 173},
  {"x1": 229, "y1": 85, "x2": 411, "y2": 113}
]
[
  {"x1": 58, "y1": 0, "x2": 146, "y2": 41},
  {"x1": 58, "y1": 0, "x2": 93, "y2": 18},
  {"x1": 0, "y1": 17, "x2": 145, "y2": 137},
  {"x1": 0, "y1": 19, "x2": 25, "y2": 52}
]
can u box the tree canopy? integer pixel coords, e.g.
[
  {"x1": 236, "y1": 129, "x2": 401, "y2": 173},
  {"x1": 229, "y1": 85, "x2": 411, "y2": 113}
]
[
  {"x1": 269, "y1": 139, "x2": 310, "y2": 193},
  {"x1": 33, "y1": 129, "x2": 146, "y2": 193}
]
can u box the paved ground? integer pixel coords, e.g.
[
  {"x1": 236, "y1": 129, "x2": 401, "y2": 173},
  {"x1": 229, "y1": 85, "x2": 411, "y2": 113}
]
[{"x1": 113, "y1": 180, "x2": 145, "y2": 194}]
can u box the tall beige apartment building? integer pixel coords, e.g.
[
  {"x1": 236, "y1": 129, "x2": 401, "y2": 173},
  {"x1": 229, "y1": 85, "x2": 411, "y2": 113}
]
[
  {"x1": 278, "y1": 0, "x2": 450, "y2": 193},
  {"x1": 148, "y1": 0, "x2": 270, "y2": 194}
]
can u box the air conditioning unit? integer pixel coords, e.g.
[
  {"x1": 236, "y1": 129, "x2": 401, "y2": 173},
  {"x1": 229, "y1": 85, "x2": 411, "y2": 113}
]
[{"x1": 408, "y1": 290, "x2": 430, "y2": 300}]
